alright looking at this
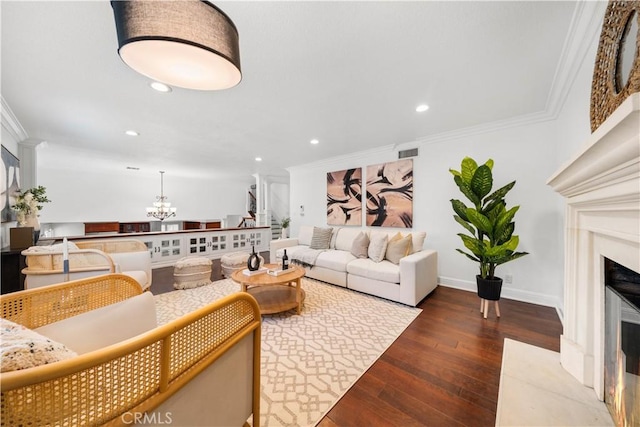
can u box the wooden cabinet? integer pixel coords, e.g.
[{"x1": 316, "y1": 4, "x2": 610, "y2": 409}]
[
  {"x1": 183, "y1": 220, "x2": 222, "y2": 230},
  {"x1": 119, "y1": 222, "x2": 150, "y2": 233},
  {"x1": 84, "y1": 222, "x2": 119, "y2": 234},
  {"x1": 84, "y1": 221, "x2": 150, "y2": 234},
  {"x1": 1, "y1": 249, "x2": 26, "y2": 294}
]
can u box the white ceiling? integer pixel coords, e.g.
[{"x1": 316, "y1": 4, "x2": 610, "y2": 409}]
[{"x1": 1, "y1": 1, "x2": 578, "y2": 180}]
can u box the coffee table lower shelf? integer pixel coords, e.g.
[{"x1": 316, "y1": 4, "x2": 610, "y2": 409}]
[{"x1": 246, "y1": 285, "x2": 306, "y2": 315}]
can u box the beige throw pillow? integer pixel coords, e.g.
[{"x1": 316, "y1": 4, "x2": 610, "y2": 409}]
[
  {"x1": 309, "y1": 227, "x2": 333, "y2": 249},
  {"x1": 368, "y1": 233, "x2": 388, "y2": 263},
  {"x1": 350, "y1": 232, "x2": 370, "y2": 258},
  {"x1": 385, "y1": 233, "x2": 412, "y2": 264}
]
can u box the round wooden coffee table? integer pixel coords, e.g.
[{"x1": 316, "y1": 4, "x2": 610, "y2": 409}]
[{"x1": 231, "y1": 264, "x2": 306, "y2": 315}]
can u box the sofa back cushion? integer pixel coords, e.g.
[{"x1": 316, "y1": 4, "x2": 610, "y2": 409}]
[
  {"x1": 298, "y1": 226, "x2": 315, "y2": 246},
  {"x1": 35, "y1": 292, "x2": 157, "y2": 355},
  {"x1": 335, "y1": 227, "x2": 364, "y2": 252}
]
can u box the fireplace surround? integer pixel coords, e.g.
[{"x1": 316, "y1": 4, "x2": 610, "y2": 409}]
[
  {"x1": 548, "y1": 93, "x2": 639, "y2": 418},
  {"x1": 604, "y1": 258, "x2": 640, "y2": 425}
]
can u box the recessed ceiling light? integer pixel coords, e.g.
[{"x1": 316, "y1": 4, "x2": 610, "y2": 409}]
[
  {"x1": 255, "y1": 157, "x2": 262, "y2": 162},
  {"x1": 310, "y1": 139, "x2": 319, "y2": 145},
  {"x1": 150, "y1": 81, "x2": 172, "y2": 93},
  {"x1": 416, "y1": 104, "x2": 429, "y2": 113},
  {"x1": 125, "y1": 130, "x2": 139, "y2": 136}
]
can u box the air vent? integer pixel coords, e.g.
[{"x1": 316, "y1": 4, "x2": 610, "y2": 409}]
[{"x1": 398, "y1": 148, "x2": 418, "y2": 159}]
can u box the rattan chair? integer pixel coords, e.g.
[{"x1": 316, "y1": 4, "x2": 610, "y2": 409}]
[
  {"x1": 21, "y1": 239, "x2": 152, "y2": 291},
  {"x1": 1, "y1": 274, "x2": 261, "y2": 426}
]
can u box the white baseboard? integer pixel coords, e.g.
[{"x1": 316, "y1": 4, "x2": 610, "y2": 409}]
[{"x1": 438, "y1": 276, "x2": 560, "y2": 310}]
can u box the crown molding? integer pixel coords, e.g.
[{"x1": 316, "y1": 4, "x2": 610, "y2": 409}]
[
  {"x1": 287, "y1": 145, "x2": 395, "y2": 173},
  {"x1": 1, "y1": 96, "x2": 28, "y2": 143},
  {"x1": 544, "y1": 1, "x2": 608, "y2": 119},
  {"x1": 402, "y1": 110, "x2": 553, "y2": 149},
  {"x1": 396, "y1": 1, "x2": 607, "y2": 151}
]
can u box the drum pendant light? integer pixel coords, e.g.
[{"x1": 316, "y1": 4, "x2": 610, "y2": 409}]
[{"x1": 111, "y1": 0, "x2": 241, "y2": 91}]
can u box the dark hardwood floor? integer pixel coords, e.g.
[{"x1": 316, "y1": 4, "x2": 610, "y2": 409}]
[
  {"x1": 318, "y1": 286, "x2": 562, "y2": 427},
  {"x1": 151, "y1": 257, "x2": 562, "y2": 427}
]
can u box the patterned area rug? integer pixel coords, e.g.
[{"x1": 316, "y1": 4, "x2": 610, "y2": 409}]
[{"x1": 154, "y1": 277, "x2": 421, "y2": 427}]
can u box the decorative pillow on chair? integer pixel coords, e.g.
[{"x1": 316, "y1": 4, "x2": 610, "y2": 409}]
[
  {"x1": 350, "y1": 232, "x2": 370, "y2": 258},
  {"x1": 368, "y1": 233, "x2": 388, "y2": 263},
  {"x1": 309, "y1": 227, "x2": 333, "y2": 250},
  {"x1": 385, "y1": 233, "x2": 412, "y2": 264},
  {"x1": 1, "y1": 318, "x2": 77, "y2": 372}
]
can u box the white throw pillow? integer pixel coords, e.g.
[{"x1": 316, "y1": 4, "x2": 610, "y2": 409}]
[
  {"x1": 350, "y1": 232, "x2": 370, "y2": 259},
  {"x1": 368, "y1": 233, "x2": 388, "y2": 263},
  {"x1": 410, "y1": 231, "x2": 426, "y2": 253}
]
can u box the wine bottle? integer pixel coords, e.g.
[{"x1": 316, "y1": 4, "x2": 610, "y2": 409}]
[{"x1": 282, "y1": 249, "x2": 289, "y2": 270}]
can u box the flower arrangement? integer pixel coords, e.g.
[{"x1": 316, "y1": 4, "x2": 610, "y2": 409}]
[
  {"x1": 11, "y1": 186, "x2": 50, "y2": 226},
  {"x1": 280, "y1": 217, "x2": 291, "y2": 230}
]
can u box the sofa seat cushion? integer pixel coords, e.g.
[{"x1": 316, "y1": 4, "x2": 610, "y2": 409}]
[
  {"x1": 274, "y1": 245, "x2": 309, "y2": 260},
  {"x1": 346, "y1": 258, "x2": 400, "y2": 283},
  {"x1": 314, "y1": 250, "x2": 356, "y2": 272}
]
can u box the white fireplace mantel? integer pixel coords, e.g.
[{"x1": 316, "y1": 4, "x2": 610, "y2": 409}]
[{"x1": 547, "y1": 92, "x2": 640, "y2": 400}]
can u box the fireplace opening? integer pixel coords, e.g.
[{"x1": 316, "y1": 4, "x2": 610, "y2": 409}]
[{"x1": 604, "y1": 258, "x2": 640, "y2": 426}]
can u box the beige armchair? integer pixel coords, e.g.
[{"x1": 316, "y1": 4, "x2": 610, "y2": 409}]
[
  {"x1": 1, "y1": 274, "x2": 261, "y2": 426},
  {"x1": 21, "y1": 239, "x2": 152, "y2": 290}
]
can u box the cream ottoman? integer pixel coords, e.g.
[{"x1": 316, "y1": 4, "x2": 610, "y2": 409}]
[
  {"x1": 173, "y1": 256, "x2": 212, "y2": 290},
  {"x1": 221, "y1": 251, "x2": 264, "y2": 278}
]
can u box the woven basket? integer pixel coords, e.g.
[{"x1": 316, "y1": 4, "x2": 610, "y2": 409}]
[{"x1": 590, "y1": 1, "x2": 640, "y2": 132}]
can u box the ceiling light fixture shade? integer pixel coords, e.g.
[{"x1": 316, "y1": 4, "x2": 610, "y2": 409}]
[
  {"x1": 111, "y1": 0, "x2": 241, "y2": 91},
  {"x1": 146, "y1": 171, "x2": 177, "y2": 221}
]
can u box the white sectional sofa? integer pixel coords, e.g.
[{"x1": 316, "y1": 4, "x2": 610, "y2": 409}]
[{"x1": 270, "y1": 225, "x2": 438, "y2": 306}]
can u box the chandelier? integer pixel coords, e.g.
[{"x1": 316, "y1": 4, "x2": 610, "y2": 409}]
[{"x1": 146, "y1": 171, "x2": 176, "y2": 221}]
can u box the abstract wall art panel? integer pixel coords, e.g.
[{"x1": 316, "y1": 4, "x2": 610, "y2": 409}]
[
  {"x1": 1, "y1": 145, "x2": 20, "y2": 223},
  {"x1": 327, "y1": 168, "x2": 362, "y2": 225},
  {"x1": 366, "y1": 159, "x2": 413, "y2": 228}
]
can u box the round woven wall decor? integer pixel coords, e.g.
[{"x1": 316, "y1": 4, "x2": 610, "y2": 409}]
[{"x1": 590, "y1": 1, "x2": 640, "y2": 132}]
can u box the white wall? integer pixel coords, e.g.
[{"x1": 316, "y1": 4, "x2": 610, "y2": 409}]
[
  {"x1": 270, "y1": 182, "x2": 290, "y2": 222},
  {"x1": 289, "y1": 118, "x2": 564, "y2": 307},
  {"x1": 548, "y1": 20, "x2": 601, "y2": 316},
  {"x1": 37, "y1": 163, "x2": 252, "y2": 234},
  {"x1": 287, "y1": 1, "x2": 605, "y2": 312}
]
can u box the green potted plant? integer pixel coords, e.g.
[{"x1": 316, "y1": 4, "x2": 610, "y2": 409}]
[
  {"x1": 11, "y1": 186, "x2": 50, "y2": 243},
  {"x1": 449, "y1": 157, "x2": 528, "y2": 301},
  {"x1": 280, "y1": 216, "x2": 291, "y2": 239}
]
